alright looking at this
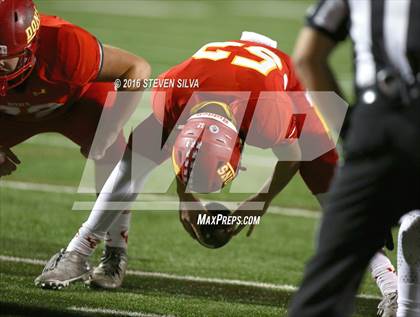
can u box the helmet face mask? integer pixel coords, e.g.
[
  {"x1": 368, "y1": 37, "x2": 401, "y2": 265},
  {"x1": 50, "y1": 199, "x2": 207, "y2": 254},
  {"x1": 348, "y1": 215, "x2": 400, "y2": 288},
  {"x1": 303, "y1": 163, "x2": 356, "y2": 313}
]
[
  {"x1": 0, "y1": 56, "x2": 20, "y2": 75},
  {"x1": 0, "y1": 0, "x2": 39, "y2": 96},
  {"x1": 172, "y1": 111, "x2": 243, "y2": 193},
  {"x1": 0, "y1": 46, "x2": 37, "y2": 94}
]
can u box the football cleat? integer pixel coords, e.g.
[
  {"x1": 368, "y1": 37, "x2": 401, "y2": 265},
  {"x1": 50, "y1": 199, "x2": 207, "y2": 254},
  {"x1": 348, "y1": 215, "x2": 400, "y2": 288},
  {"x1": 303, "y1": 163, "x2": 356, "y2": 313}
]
[
  {"x1": 377, "y1": 291, "x2": 398, "y2": 317},
  {"x1": 86, "y1": 246, "x2": 128, "y2": 289},
  {"x1": 34, "y1": 248, "x2": 91, "y2": 290}
]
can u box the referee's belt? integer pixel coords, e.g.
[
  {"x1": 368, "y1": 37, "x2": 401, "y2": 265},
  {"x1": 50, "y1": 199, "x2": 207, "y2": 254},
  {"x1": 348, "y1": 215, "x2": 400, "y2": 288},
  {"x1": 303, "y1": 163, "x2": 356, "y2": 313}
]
[{"x1": 360, "y1": 69, "x2": 420, "y2": 107}]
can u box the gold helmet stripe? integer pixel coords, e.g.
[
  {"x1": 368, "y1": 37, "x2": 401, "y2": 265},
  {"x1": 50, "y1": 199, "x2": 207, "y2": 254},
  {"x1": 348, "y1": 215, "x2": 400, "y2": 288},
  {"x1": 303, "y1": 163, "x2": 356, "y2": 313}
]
[{"x1": 190, "y1": 101, "x2": 236, "y2": 125}]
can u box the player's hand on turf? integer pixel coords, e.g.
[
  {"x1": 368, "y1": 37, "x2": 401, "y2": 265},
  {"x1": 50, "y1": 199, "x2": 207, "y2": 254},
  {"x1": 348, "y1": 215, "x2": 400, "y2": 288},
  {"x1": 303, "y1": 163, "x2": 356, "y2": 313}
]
[{"x1": 0, "y1": 147, "x2": 20, "y2": 177}]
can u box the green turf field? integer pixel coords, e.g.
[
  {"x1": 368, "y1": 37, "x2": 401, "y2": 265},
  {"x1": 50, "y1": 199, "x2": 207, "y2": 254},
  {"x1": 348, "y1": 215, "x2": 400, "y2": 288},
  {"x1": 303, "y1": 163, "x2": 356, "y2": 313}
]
[{"x1": 0, "y1": 1, "x2": 397, "y2": 316}]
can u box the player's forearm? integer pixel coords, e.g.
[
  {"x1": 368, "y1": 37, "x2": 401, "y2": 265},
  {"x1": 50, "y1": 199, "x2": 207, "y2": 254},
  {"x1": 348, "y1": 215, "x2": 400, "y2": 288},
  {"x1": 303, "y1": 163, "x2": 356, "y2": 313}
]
[
  {"x1": 110, "y1": 61, "x2": 152, "y2": 130},
  {"x1": 293, "y1": 27, "x2": 345, "y2": 99},
  {"x1": 176, "y1": 177, "x2": 201, "y2": 209},
  {"x1": 256, "y1": 161, "x2": 300, "y2": 206},
  {"x1": 256, "y1": 143, "x2": 302, "y2": 205},
  {"x1": 99, "y1": 44, "x2": 152, "y2": 89},
  {"x1": 98, "y1": 45, "x2": 152, "y2": 132},
  {"x1": 294, "y1": 59, "x2": 344, "y2": 99},
  {"x1": 118, "y1": 57, "x2": 152, "y2": 92}
]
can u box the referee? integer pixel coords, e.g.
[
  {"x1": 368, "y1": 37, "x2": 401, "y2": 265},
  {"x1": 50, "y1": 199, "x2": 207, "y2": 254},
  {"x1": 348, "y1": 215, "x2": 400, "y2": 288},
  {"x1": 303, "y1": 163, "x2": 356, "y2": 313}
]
[{"x1": 289, "y1": 1, "x2": 420, "y2": 317}]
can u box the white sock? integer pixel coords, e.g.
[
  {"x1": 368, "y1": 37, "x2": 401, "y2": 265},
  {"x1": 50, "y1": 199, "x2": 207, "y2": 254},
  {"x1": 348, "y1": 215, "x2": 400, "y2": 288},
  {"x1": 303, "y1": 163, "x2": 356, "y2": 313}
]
[
  {"x1": 397, "y1": 211, "x2": 420, "y2": 317},
  {"x1": 105, "y1": 210, "x2": 131, "y2": 249},
  {"x1": 67, "y1": 150, "x2": 157, "y2": 256},
  {"x1": 369, "y1": 251, "x2": 398, "y2": 296}
]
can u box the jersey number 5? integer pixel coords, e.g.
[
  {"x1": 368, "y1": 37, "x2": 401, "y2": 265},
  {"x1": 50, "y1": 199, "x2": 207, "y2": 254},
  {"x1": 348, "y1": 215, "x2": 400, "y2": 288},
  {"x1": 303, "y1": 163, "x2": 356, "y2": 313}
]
[{"x1": 192, "y1": 41, "x2": 283, "y2": 76}]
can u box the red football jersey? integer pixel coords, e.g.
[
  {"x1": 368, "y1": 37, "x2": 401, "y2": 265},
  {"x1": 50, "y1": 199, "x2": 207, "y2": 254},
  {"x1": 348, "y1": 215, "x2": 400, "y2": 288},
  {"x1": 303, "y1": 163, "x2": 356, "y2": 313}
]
[
  {"x1": 0, "y1": 14, "x2": 103, "y2": 120},
  {"x1": 152, "y1": 40, "x2": 307, "y2": 148}
]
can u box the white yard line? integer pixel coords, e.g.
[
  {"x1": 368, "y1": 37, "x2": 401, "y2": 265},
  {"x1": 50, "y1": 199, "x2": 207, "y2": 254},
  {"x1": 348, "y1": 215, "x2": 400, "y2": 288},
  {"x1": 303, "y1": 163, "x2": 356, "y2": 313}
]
[
  {"x1": 0, "y1": 255, "x2": 45, "y2": 266},
  {"x1": 269, "y1": 207, "x2": 320, "y2": 219},
  {"x1": 0, "y1": 180, "x2": 321, "y2": 218},
  {"x1": 68, "y1": 306, "x2": 174, "y2": 317},
  {"x1": 0, "y1": 255, "x2": 380, "y2": 300},
  {"x1": 0, "y1": 180, "x2": 86, "y2": 194},
  {"x1": 127, "y1": 270, "x2": 296, "y2": 291}
]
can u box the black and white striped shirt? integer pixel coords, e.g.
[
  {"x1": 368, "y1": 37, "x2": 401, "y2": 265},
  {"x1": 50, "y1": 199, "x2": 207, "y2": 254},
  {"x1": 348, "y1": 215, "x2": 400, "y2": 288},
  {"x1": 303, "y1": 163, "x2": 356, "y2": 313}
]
[{"x1": 307, "y1": 0, "x2": 420, "y2": 91}]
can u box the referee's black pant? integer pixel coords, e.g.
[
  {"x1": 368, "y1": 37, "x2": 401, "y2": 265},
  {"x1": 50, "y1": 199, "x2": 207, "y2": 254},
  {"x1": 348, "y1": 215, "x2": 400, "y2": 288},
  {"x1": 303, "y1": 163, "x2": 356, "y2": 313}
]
[{"x1": 288, "y1": 100, "x2": 420, "y2": 317}]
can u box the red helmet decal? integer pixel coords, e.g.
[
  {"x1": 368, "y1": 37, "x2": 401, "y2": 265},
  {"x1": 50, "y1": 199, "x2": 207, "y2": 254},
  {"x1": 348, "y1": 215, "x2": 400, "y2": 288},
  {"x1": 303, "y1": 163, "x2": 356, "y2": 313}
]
[{"x1": 172, "y1": 112, "x2": 243, "y2": 193}]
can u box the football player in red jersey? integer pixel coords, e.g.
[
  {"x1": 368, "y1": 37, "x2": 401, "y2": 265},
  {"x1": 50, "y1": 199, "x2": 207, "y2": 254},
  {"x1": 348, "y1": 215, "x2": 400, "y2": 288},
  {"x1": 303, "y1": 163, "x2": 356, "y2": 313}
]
[
  {"x1": 0, "y1": 0, "x2": 151, "y2": 289},
  {"x1": 38, "y1": 31, "x2": 342, "y2": 290},
  {"x1": 150, "y1": 32, "x2": 339, "y2": 236}
]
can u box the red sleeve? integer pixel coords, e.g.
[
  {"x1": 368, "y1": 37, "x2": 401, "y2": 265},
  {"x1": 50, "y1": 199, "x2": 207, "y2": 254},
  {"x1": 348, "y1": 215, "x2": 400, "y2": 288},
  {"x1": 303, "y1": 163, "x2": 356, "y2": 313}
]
[{"x1": 55, "y1": 24, "x2": 102, "y2": 86}]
